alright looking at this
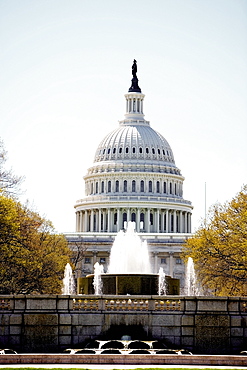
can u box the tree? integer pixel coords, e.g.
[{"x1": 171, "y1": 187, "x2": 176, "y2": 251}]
[
  {"x1": 182, "y1": 185, "x2": 247, "y2": 296},
  {"x1": 0, "y1": 139, "x2": 23, "y2": 196},
  {"x1": 0, "y1": 195, "x2": 72, "y2": 294}
]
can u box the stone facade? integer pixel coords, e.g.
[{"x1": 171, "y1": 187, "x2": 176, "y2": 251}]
[
  {"x1": 66, "y1": 64, "x2": 193, "y2": 287},
  {"x1": 1, "y1": 295, "x2": 247, "y2": 354}
]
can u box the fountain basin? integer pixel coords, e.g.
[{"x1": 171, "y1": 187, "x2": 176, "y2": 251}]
[{"x1": 78, "y1": 274, "x2": 179, "y2": 295}]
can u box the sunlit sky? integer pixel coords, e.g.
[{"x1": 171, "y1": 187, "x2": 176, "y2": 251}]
[{"x1": 1, "y1": 0, "x2": 247, "y2": 233}]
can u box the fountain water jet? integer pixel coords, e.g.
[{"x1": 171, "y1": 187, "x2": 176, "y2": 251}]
[
  {"x1": 78, "y1": 222, "x2": 179, "y2": 295},
  {"x1": 158, "y1": 267, "x2": 166, "y2": 295},
  {"x1": 185, "y1": 257, "x2": 200, "y2": 296},
  {"x1": 93, "y1": 262, "x2": 104, "y2": 295},
  {"x1": 108, "y1": 222, "x2": 151, "y2": 274},
  {"x1": 62, "y1": 263, "x2": 75, "y2": 295}
]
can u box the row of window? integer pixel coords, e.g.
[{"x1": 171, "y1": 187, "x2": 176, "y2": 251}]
[
  {"x1": 84, "y1": 257, "x2": 182, "y2": 265},
  {"x1": 89, "y1": 180, "x2": 182, "y2": 196},
  {"x1": 98, "y1": 147, "x2": 172, "y2": 157}
]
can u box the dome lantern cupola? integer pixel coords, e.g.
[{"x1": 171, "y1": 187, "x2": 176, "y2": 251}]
[{"x1": 124, "y1": 59, "x2": 146, "y2": 123}]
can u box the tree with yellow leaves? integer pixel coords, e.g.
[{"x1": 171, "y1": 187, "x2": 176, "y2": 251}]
[
  {"x1": 0, "y1": 195, "x2": 71, "y2": 294},
  {"x1": 182, "y1": 185, "x2": 247, "y2": 296}
]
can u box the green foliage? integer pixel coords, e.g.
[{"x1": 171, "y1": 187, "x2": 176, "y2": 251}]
[
  {"x1": 182, "y1": 185, "x2": 247, "y2": 296},
  {"x1": 0, "y1": 194, "x2": 71, "y2": 294}
]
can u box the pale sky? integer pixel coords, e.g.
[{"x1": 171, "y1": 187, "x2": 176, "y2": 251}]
[{"x1": 1, "y1": 0, "x2": 247, "y2": 233}]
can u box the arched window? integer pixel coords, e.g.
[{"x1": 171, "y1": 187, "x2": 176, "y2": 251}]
[
  {"x1": 119, "y1": 147, "x2": 122, "y2": 153},
  {"x1": 152, "y1": 148, "x2": 155, "y2": 154},
  {"x1": 140, "y1": 180, "x2": 144, "y2": 192},
  {"x1": 149, "y1": 180, "x2": 152, "y2": 192},
  {"x1": 131, "y1": 213, "x2": 136, "y2": 222},
  {"x1": 139, "y1": 147, "x2": 143, "y2": 154},
  {"x1": 163, "y1": 182, "x2": 167, "y2": 194},
  {"x1": 156, "y1": 181, "x2": 160, "y2": 193},
  {"x1": 158, "y1": 148, "x2": 160, "y2": 155},
  {"x1": 115, "y1": 180, "x2": 119, "y2": 192},
  {"x1": 108, "y1": 181, "x2": 111, "y2": 192},
  {"x1": 113, "y1": 147, "x2": 116, "y2": 154},
  {"x1": 126, "y1": 147, "x2": 129, "y2": 154},
  {"x1": 91, "y1": 183, "x2": 93, "y2": 194},
  {"x1": 150, "y1": 213, "x2": 153, "y2": 226},
  {"x1": 124, "y1": 180, "x2": 127, "y2": 192},
  {"x1": 96, "y1": 182, "x2": 98, "y2": 193},
  {"x1": 132, "y1": 147, "x2": 136, "y2": 153},
  {"x1": 175, "y1": 183, "x2": 177, "y2": 195},
  {"x1": 101, "y1": 181, "x2": 104, "y2": 193},
  {"x1": 132, "y1": 180, "x2": 136, "y2": 192},
  {"x1": 108, "y1": 148, "x2": 110, "y2": 154},
  {"x1": 114, "y1": 213, "x2": 117, "y2": 225},
  {"x1": 170, "y1": 182, "x2": 172, "y2": 194},
  {"x1": 146, "y1": 147, "x2": 149, "y2": 154}
]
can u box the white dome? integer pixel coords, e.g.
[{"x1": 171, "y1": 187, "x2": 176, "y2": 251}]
[{"x1": 94, "y1": 122, "x2": 175, "y2": 166}]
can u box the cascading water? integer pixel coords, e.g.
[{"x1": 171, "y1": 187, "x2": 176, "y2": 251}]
[
  {"x1": 62, "y1": 263, "x2": 75, "y2": 295},
  {"x1": 93, "y1": 262, "x2": 104, "y2": 295},
  {"x1": 158, "y1": 267, "x2": 166, "y2": 295},
  {"x1": 108, "y1": 221, "x2": 151, "y2": 274},
  {"x1": 185, "y1": 257, "x2": 200, "y2": 296},
  {"x1": 83, "y1": 221, "x2": 177, "y2": 295}
]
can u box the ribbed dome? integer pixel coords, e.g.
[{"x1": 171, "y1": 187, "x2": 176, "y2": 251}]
[{"x1": 94, "y1": 122, "x2": 175, "y2": 165}]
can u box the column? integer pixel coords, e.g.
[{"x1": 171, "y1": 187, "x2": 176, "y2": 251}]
[
  {"x1": 84, "y1": 210, "x2": 88, "y2": 232},
  {"x1": 173, "y1": 210, "x2": 176, "y2": 233},
  {"x1": 161, "y1": 211, "x2": 165, "y2": 233},
  {"x1": 107, "y1": 209, "x2": 110, "y2": 232},
  {"x1": 153, "y1": 252, "x2": 158, "y2": 273},
  {"x1": 147, "y1": 209, "x2": 150, "y2": 233},
  {"x1": 93, "y1": 251, "x2": 97, "y2": 266},
  {"x1": 166, "y1": 210, "x2": 169, "y2": 232},
  {"x1": 99, "y1": 209, "x2": 102, "y2": 232},
  {"x1": 188, "y1": 213, "x2": 191, "y2": 233},
  {"x1": 137, "y1": 208, "x2": 140, "y2": 232},
  {"x1": 169, "y1": 252, "x2": 174, "y2": 278},
  {"x1": 185, "y1": 212, "x2": 188, "y2": 233},
  {"x1": 76, "y1": 212, "x2": 79, "y2": 232},
  {"x1": 180, "y1": 211, "x2": 183, "y2": 233},
  {"x1": 127, "y1": 208, "x2": 130, "y2": 223},
  {"x1": 117, "y1": 209, "x2": 120, "y2": 232},
  {"x1": 103, "y1": 210, "x2": 106, "y2": 232},
  {"x1": 90, "y1": 210, "x2": 94, "y2": 232},
  {"x1": 156, "y1": 209, "x2": 160, "y2": 232}
]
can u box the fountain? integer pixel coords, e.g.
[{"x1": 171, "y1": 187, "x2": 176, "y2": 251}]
[
  {"x1": 78, "y1": 222, "x2": 179, "y2": 295},
  {"x1": 62, "y1": 263, "x2": 75, "y2": 295},
  {"x1": 158, "y1": 267, "x2": 166, "y2": 295},
  {"x1": 93, "y1": 262, "x2": 104, "y2": 295},
  {"x1": 184, "y1": 257, "x2": 200, "y2": 296},
  {"x1": 108, "y1": 221, "x2": 151, "y2": 274}
]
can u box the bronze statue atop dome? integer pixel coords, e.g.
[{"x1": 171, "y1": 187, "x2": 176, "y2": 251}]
[
  {"x1": 129, "y1": 59, "x2": 141, "y2": 93},
  {"x1": 132, "y1": 59, "x2": 137, "y2": 78}
]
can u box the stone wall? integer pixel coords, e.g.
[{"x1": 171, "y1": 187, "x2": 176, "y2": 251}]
[{"x1": 0, "y1": 295, "x2": 247, "y2": 354}]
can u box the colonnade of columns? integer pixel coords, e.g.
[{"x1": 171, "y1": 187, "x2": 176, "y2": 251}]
[
  {"x1": 76, "y1": 207, "x2": 192, "y2": 233},
  {"x1": 125, "y1": 93, "x2": 144, "y2": 115}
]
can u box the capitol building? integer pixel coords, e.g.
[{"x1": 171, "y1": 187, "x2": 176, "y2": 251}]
[{"x1": 65, "y1": 61, "x2": 193, "y2": 289}]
